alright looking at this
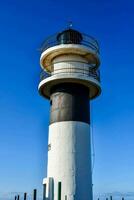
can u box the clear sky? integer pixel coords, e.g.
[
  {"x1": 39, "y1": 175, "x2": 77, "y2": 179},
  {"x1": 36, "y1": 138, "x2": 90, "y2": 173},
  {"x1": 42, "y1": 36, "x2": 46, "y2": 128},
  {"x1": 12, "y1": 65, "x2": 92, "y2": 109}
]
[{"x1": 0, "y1": 0, "x2": 134, "y2": 199}]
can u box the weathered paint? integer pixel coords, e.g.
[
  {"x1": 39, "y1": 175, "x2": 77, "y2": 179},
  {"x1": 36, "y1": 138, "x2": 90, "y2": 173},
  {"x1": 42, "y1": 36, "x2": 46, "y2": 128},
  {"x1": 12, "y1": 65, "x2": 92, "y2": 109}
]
[
  {"x1": 46, "y1": 121, "x2": 93, "y2": 200},
  {"x1": 50, "y1": 83, "x2": 90, "y2": 124},
  {"x1": 40, "y1": 44, "x2": 100, "y2": 71},
  {"x1": 38, "y1": 71, "x2": 101, "y2": 100},
  {"x1": 38, "y1": 52, "x2": 101, "y2": 100}
]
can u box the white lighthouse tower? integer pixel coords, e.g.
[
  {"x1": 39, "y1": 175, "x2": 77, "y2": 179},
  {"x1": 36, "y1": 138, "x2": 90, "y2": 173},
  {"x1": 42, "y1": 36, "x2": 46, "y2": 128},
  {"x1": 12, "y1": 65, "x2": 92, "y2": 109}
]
[{"x1": 38, "y1": 28, "x2": 101, "y2": 200}]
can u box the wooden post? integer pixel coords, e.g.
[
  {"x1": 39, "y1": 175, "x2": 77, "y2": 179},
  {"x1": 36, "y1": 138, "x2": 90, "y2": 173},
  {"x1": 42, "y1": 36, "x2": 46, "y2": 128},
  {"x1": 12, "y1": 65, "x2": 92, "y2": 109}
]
[
  {"x1": 33, "y1": 189, "x2": 37, "y2": 200},
  {"x1": 43, "y1": 184, "x2": 46, "y2": 200},
  {"x1": 24, "y1": 193, "x2": 27, "y2": 200},
  {"x1": 58, "y1": 182, "x2": 61, "y2": 200}
]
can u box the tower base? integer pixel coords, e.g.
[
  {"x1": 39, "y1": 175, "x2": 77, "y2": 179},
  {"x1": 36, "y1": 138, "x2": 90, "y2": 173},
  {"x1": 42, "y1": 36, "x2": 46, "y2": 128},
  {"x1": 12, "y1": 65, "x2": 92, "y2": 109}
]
[{"x1": 43, "y1": 121, "x2": 93, "y2": 200}]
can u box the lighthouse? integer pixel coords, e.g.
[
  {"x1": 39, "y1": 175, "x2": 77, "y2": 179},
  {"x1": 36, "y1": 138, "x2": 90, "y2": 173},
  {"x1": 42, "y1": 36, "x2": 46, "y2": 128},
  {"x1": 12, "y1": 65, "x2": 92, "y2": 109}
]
[{"x1": 38, "y1": 28, "x2": 101, "y2": 200}]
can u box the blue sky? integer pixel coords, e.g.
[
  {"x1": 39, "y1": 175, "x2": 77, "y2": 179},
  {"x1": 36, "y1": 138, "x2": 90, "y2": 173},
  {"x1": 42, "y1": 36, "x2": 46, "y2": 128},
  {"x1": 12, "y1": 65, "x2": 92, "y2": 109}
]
[{"x1": 0, "y1": 0, "x2": 134, "y2": 199}]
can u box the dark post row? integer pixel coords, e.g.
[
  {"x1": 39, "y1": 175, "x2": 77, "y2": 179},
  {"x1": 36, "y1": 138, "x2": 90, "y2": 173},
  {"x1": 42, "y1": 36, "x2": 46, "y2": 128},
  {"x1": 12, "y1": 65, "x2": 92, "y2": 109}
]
[
  {"x1": 97, "y1": 197, "x2": 125, "y2": 200},
  {"x1": 14, "y1": 189, "x2": 37, "y2": 200},
  {"x1": 14, "y1": 191, "x2": 126, "y2": 200}
]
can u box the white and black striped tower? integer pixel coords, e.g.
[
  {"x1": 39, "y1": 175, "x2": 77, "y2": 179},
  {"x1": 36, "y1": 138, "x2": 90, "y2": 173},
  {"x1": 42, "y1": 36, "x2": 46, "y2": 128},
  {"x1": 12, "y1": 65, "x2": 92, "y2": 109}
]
[{"x1": 38, "y1": 28, "x2": 101, "y2": 200}]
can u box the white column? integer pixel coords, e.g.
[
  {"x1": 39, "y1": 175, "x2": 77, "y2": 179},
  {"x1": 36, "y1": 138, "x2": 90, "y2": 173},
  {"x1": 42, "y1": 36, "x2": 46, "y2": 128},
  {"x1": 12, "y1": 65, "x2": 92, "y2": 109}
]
[{"x1": 46, "y1": 121, "x2": 92, "y2": 200}]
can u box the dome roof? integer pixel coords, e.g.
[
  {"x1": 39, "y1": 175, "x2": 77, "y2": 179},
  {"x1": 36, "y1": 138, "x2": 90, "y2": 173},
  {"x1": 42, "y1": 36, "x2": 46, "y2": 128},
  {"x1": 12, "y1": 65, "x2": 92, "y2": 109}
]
[{"x1": 57, "y1": 29, "x2": 83, "y2": 44}]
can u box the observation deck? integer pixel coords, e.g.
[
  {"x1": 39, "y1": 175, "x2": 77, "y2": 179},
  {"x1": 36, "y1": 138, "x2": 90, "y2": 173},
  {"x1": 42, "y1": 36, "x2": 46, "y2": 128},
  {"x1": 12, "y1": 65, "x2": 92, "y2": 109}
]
[{"x1": 38, "y1": 29, "x2": 101, "y2": 99}]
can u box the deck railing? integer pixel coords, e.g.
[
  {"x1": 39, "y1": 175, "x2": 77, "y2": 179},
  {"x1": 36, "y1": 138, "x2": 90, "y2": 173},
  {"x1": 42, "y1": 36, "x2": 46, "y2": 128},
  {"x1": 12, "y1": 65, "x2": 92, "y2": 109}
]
[
  {"x1": 40, "y1": 67, "x2": 100, "y2": 82},
  {"x1": 39, "y1": 32, "x2": 99, "y2": 54}
]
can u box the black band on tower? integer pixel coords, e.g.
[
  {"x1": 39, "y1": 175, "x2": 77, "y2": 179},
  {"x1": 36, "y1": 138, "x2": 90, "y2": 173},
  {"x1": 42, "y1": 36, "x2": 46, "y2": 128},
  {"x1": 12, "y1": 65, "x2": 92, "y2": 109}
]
[{"x1": 50, "y1": 83, "x2": 90, "y2": 124}]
